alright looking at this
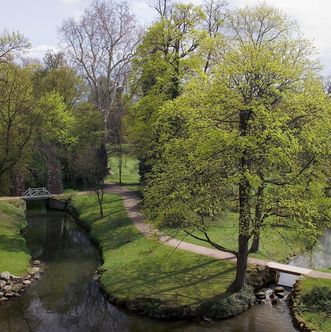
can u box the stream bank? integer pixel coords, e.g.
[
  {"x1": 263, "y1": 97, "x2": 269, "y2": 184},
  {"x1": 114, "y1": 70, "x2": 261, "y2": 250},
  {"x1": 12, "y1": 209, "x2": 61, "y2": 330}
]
[{"x1": 0, "y1": 195, "x2": 298, "y2": 331}]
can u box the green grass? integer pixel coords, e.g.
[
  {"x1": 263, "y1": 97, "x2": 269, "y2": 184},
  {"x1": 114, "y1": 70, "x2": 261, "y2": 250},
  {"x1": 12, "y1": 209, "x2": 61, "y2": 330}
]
[
  {"x1": 71, "y1": 193, "x2": 237, "y2": 307},
  {"x1": 296, "y1": 278, "x2": 331, "y2": 332},
  {"x1": 0, "y1": 200, "x2": 30, "y2": 275},
  {"x1": 163, "y1": 210, "x2": 307, "y2": 262},
  {"x1": 107, "y1": 155, "x2": 140, "y2": 185}
]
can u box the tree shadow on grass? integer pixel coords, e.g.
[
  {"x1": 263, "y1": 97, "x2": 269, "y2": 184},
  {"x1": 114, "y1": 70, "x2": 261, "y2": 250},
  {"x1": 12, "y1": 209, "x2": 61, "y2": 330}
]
[
  {"x1": 107, "y1": 253, "x2": 236, "y2": 306},
  {"x1": 95, "y1": 221, "x2": 142, "y2": 250}
]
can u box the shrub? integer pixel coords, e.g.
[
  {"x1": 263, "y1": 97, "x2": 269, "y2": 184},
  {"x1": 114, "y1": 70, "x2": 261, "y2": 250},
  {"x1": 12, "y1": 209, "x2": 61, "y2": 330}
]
[{"x1": 300, "y1": 286, "x2": 331, "y2": 313}]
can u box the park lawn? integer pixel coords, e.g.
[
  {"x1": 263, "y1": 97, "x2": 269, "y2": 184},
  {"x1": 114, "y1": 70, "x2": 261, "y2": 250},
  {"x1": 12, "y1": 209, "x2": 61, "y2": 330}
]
[
  {"x1": 162, "y1": 210, "x2": 307, "y2": 263},
  {"x1": 71, "y1": 193, "x2": 237, "y2": 307},
  {"x1": 107, "y1": 155, "x2": 140, "y2": 185},
  {"x1": 296, "y1": 278, "x2": 331, "y2": 332},
  {"x1": 0, "y1": 200, "x2": 30, "y2": 275}
]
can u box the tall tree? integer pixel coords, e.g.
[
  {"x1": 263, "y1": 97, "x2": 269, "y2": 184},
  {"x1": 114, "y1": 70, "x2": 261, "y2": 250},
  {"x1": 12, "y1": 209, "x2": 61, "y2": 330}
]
[
  {"x1": 30, "y1": 52, "x2": 82, "y2": 193},
  {"x1": 60, "y1": 0, "x2": 140, "y2": 142},
  {"x1": 128, "y1": 2, "x2": 205, "y2": 180},
  {"x1": 0, "y1": 63, "x2": 37, "y2": 192},
  {"x1": 0, "y1": 30, "x2": 30, "y2": 63},
  {"x1": 143, "y1": 5, "x2": 331, "y2": 291}
]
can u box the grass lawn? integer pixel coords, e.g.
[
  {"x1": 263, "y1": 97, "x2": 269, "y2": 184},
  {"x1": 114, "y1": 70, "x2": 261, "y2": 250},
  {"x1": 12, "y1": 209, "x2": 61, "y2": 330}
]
[
  {"x1": 163, "y1": 210, "x2": 307, "y2": 263},
  {"x1": 107, "y1": 155, "x2": 140, "y2": 185},
  {"x1": 296, "y1": 278, "x2": 331, "y2": 332},
  {"x1": 0, "y1": 200, "x2": 30, "y2": 275},
  {"x1": 71, "y1": 193, "x2": 238, "y2": 309}
]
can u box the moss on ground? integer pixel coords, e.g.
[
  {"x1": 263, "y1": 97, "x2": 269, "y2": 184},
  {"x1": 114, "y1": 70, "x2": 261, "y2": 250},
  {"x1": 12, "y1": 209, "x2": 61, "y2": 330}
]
[
  {"x1": 294, "y1": 278, "x2": 331, "y2": 332},
  {"x1": 0, "y1": 200, "x2": 30, "y2": 275},
  {"x1": 71, "y1": 193, "x2": 256, "y2": 318}
]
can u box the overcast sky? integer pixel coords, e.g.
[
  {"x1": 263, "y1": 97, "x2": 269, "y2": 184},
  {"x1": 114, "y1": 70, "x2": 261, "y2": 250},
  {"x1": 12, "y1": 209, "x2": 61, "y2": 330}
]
[{"x1": 1, "y1": 0, "x2": 330, "y2": 74}]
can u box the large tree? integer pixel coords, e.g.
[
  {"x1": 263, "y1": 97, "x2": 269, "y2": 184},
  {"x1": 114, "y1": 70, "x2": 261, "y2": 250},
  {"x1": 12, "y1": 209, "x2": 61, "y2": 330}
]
[
  {"x1": 60, "y1": 0, "x2": 140, "y2": 142},
  {"x1": 0, "y1": 63, "x2": 37, "y2": 193},
  {"x1": 0, "y1": 30, "x2": 30, "y2": 63},
  {"x1": 143, "y1": 5, "x2": 331, "y2": 291},
  {"x1": 128, "y1": 1, "x2": 206, "y2": 180},
  {"x1": 29, "y1": 52, "x2": 81, "y2": 194}
]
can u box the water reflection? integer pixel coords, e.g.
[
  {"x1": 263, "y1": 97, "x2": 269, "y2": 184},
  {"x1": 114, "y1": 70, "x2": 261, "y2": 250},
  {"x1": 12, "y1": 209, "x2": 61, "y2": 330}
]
[{"x1": 0, "y1": 210, "x2": 297, "y2": 332}]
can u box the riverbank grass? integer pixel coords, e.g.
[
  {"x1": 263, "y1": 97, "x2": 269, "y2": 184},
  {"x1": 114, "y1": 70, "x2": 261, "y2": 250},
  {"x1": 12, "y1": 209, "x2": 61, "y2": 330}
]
[
  {"x1": 295, "y1": 278, "x2": 331, "y2": 332},
  {"x1": 71, "y1": 193, "x2": 254, "y2": 317},
  {"x1": 0, "y1": 200, "x2": 30, "y2": 276}
]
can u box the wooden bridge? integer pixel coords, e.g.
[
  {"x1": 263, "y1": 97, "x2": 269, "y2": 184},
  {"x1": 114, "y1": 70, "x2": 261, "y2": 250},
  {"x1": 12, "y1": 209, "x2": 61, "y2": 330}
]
[{"x1": 22, "y1": 188, "x2": 52, "y2": 200}]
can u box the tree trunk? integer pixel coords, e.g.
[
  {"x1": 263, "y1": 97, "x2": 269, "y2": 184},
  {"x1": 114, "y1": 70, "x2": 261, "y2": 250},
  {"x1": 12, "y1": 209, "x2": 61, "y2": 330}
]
[
  {"x1": 46, "y1": 145, "x2": 63, "y2": 194},
  {"x1": 96, "y1": 187, "x2": 104, "y2": 218},
  {"x1": 233, "y1": 234, "x2": 249, "y2": 291},
  {"x1": 171, "y1": 40, "x2": 180, "y2": 99},
  {"x1": 250, "y1": 186, "x2": 264, "y2": 253},
  {"x1": 232, "y1": 177, "x2": 251, "y2": 291},
  {"x1": 250, "y1": 235, "x2": 260, "y2": 253},
  {"x1": 231, "y1": 109, "x2": 252, "y2": 291},
  {"x1": 12, "y1": 168, "x2": 25, "y2": 196},
  {"x1": 118, "y1": 155, "x2": 122, "y2": 184}
]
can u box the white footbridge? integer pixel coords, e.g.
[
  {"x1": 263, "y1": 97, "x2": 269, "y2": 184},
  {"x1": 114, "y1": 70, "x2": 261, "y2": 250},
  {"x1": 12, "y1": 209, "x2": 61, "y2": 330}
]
[{"x1": 22, "y1": 188, "x2": 52, "y2": 200}]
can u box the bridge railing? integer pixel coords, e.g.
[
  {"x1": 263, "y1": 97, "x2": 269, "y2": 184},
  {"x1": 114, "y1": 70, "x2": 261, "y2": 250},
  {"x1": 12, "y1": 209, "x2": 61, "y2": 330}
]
[{"x1": 23, "y1": 187, "x2": 52, "y2": 199}]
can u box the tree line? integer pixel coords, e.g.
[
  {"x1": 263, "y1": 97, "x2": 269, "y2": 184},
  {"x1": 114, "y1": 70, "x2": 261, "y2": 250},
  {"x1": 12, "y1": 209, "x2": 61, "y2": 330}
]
[{"x1": 1, "y1": 0, "x2": 331, "y2": 291}]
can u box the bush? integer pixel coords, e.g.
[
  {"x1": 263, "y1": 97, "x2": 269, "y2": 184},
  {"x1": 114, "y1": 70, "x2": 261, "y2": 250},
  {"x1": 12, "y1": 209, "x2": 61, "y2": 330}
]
[
  {"x1": 199, "y1": 284, "x2": 255, "y2": 319},
  {"x1": 300, "y1": 286, "x2": 331, "y2": 313}
]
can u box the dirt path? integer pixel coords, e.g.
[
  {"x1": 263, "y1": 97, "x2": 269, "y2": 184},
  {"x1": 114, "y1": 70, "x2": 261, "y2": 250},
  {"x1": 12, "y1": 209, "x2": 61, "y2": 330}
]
[{"x1": 106, "y1": 184, "x2": 331, "y2": 280}]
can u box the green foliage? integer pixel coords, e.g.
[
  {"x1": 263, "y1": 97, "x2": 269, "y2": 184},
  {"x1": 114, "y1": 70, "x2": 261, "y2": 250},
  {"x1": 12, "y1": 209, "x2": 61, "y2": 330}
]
[
  {"x1": 128, "y1": 3, "x2": 207, "y2": 181},
  {"x1": 143, "y1": 4, "x2": 331, "y2": 257},
  {"x1": 200, "y1": 284, "x2": 255, "y2": 319},
  {"x1": 65, "y1": 103, "x2": 106, "y2": 189},
  {"x1": 0, "y1": 63, "x2": 37, "y2": 186},
  {"x1": 296, "y1": 278, "x2": 331, "y2": 332},
  {"x1": 35, "y1": 92, "x2": 75, "y2": 144},
  {"x1": 300, "y1": 286, "x2": 331, "y2": 313}
]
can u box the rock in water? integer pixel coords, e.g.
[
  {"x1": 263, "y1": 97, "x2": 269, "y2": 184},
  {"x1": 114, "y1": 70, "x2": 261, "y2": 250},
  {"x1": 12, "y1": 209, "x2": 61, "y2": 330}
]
[
  {"x1": 255, "y1": 291, "x2": 266, "y2": 299},
  {"x1": 28, "y1": 267, "x2": 40, "y2": 275},
  {"x1": 276, "y1": 292, "x2": 285, "y2": 299},
  {"x1": 274, "y1": 286, "x2": 284, "y2": 293},
  {"x1": 11, "y1": 284, "x2": 23, "y2": 293}
]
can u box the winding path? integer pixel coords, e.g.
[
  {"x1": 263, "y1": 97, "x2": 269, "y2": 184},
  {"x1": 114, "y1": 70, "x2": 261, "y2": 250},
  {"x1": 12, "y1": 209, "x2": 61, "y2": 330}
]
[{"x1": 106, "y1": 184, "x2": 331, "y2": 280}]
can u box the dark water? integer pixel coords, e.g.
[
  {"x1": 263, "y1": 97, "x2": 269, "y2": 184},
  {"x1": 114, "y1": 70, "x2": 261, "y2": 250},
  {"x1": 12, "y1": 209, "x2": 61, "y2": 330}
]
[{"x1": 0, "y1": 210, "x2": 297, "y2": 332}]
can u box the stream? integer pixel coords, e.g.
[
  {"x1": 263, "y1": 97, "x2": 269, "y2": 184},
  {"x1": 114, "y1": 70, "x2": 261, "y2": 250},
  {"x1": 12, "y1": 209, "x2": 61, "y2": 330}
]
[{"x1": 0, "y1": 208, "x2": 298, "y2": 332}]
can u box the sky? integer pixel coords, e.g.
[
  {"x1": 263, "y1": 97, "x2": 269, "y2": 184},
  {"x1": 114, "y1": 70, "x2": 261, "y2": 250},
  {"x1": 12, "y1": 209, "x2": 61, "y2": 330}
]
[{"x1": 0, "y1": 0, "x2": 331, "y2": 74}]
